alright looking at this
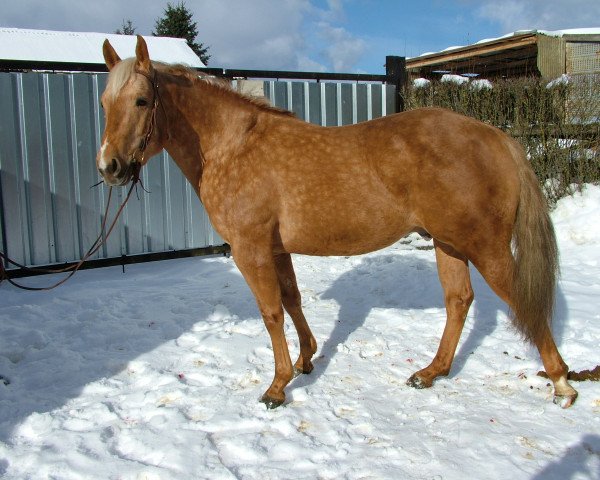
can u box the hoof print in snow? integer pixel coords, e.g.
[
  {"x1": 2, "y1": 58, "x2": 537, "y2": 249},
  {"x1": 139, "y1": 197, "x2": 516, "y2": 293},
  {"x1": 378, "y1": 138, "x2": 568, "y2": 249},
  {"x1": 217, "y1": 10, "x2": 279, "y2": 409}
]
[{"x1": 0, "y1": 375, "x2": 9, "y2": 386}]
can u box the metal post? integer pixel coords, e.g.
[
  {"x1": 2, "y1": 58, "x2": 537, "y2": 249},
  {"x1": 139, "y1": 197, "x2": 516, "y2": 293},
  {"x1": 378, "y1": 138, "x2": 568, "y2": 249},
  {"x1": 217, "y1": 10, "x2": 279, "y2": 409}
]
[{"x1": 385, "y1": 55, "x2": 407, "y2": 113}]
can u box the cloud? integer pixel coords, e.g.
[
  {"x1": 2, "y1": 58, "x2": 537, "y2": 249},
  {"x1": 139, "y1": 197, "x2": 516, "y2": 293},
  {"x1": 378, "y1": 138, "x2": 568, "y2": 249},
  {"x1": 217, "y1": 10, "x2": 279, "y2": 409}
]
[
  {"x1": 316, "y1": 22, "x2": 367, "y2": 72},
  {"x1": 475, "y1": 0, "x2": 600, "y2": 32},
  {"x1": 191, "y1": 0, "x2": 310, "y2": 69},
  {"x1": 2, "y1": 0, "x2": 368, "y2": 71},
  {"x1": 195, "y1": 0, "x2": 366, "y2": 71}
]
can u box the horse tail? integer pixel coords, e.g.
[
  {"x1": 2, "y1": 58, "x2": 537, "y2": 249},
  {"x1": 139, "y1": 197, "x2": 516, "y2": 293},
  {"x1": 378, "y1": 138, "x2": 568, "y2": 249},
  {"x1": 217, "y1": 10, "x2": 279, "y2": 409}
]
[{"x1": 509, "y1": 139, "x2": 559, "y2": 343}]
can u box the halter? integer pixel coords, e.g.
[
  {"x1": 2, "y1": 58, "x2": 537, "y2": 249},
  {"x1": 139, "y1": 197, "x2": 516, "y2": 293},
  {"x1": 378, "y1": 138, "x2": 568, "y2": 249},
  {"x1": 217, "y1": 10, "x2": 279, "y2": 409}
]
[{"x1": 137, "y1": 68, "x2": 161, "y2": 163}]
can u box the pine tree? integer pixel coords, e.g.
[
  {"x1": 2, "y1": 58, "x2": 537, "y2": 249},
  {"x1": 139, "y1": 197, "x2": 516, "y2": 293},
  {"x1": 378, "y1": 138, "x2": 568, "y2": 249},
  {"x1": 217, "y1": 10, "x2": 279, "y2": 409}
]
[
  {"x1": 153, "y1": 2, "x2": 211, "y2": 65},
  {"x1": 115, "y1": 19, "x2": 136, "y2": 35}
]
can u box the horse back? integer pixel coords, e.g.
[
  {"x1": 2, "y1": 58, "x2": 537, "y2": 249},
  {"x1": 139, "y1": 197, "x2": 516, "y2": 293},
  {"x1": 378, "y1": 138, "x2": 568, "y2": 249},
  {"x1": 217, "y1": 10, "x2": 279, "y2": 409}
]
[{"x1": 202, "y1": 107, "x2": 521, "y2": 256}]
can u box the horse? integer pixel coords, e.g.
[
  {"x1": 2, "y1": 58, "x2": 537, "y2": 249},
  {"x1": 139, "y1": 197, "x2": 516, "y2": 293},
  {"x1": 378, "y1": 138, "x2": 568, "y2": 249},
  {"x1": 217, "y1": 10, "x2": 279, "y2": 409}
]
[{"x1": 97, "y1": 35, "x2": 578, "y2": 409}]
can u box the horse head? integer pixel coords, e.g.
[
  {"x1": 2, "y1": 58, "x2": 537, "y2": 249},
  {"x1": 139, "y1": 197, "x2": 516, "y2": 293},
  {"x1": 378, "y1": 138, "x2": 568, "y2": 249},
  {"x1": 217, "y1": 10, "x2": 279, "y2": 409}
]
[{"x1": 97, "y1": 36, "x2": 165, "y2": 186}]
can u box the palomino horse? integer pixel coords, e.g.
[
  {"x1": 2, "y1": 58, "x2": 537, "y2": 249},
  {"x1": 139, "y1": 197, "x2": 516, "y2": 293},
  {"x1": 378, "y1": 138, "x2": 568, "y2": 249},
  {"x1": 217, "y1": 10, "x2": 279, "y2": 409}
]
[{"x1": 97, "y1": 36, "x2": 578, "y2": 409}]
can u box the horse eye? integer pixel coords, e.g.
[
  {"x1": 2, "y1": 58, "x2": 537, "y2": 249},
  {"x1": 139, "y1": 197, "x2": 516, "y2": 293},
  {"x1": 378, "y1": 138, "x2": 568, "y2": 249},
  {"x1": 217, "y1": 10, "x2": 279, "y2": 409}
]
[{"x1": 136, "y1": 98, "x2": 148, "y2": 107}]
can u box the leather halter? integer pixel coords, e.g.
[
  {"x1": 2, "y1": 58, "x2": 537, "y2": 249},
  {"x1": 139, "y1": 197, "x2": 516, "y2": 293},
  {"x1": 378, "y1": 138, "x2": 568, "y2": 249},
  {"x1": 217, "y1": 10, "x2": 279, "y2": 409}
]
[{"x1": 136, "y1": 68, "x2": 161, "y2": 163}]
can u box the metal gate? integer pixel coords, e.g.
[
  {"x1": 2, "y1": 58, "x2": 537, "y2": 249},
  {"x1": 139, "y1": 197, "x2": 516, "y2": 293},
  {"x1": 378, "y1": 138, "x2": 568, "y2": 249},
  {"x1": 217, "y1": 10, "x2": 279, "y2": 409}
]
[{"x1": 0, "y1": 67, "x2": 399, "y2": 272}]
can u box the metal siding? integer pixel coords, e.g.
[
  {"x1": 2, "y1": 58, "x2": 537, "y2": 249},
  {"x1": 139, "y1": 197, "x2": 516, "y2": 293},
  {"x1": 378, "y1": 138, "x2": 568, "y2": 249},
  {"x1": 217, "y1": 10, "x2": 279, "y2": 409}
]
[
  {"x1": 290, "y1": 82, "x2": 305, "y2": 119},
  {"x1": 356, "y1": 83, "x2": 368, "y2": 123},
  {"x1": 21, "y1": 73, "x2": 52, "y2": 266},
  {"x1": 340, "y1": 83, "x2": 353, "y2": 125},
  {"x1": 46, "y1": 74, "x2": 77, "y2": 263},
  {"x1": 273, "y1": 82, "x2": 288, "y2": 110},
  {"x1": 308, "y1": 83, "x2": 322, "y2": 125},
  {"x1": 324, "y1": 83, "x2": 338, "y2": 126},
  {"x1": 143, "y1": 154, "x2": 168, "y2": 252},
  {"x1": 0, "y1": 74, "x2": 26, "y2": 265},
  {"x1": 1, "y1": 71, "x2": 395, "y2": 270},
  {"x1": 71, "y1": 74, "x2": 103, "y2": 259},
  {"x1": 371, "y1": 84, "x2": 383, "y2": 119},
  {"x1": 1, "y1": 71, "x2": 227, "y2": 269},
  {"x1": 386, "y1": 84, "x2": 396, "y2": 115}
]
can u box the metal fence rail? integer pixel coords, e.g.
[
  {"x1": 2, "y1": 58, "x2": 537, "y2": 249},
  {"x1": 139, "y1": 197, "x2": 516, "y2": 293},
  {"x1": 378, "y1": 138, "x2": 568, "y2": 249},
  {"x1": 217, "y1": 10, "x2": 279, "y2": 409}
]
[
  {"x1": 262, "y1": 80, "x2": 395, "y2": 126},
  {"x1": 0, "y1": 67, "x2": 399, "y2": 272}
]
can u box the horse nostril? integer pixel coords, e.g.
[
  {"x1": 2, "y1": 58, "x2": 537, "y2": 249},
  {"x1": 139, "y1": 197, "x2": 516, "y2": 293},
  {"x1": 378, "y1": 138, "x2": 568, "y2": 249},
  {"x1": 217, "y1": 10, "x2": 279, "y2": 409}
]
[
  {"x1": 100, "y1": 158, "x2": 120, "y2": 178},
  {"x1": 101, "y1": 158, "x2": 120, "y2": 176}
]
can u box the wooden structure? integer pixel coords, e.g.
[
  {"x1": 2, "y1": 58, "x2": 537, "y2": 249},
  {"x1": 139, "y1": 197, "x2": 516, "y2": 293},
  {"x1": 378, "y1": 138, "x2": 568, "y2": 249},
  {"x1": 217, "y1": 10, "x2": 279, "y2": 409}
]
[{"x1": 407, "y1": 29, "x2": 600, "y2": 80}]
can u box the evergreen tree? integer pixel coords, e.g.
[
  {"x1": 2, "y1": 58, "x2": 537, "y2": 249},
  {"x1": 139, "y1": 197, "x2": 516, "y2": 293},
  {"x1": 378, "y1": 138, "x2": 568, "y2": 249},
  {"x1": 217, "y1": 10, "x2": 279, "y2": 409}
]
[
  {"x1": 115, "y1": 19, "x2": 136, "y2": 35},
  {"x1": 153, "y1": 2, "x2": 211, "y2": 65}
]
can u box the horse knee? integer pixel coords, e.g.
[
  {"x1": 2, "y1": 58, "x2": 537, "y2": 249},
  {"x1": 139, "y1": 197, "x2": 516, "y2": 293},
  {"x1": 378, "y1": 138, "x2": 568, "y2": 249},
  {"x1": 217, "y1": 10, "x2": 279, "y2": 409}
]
[{"x1": 446, "y1": 286, "x2": 474, "y2": 316}]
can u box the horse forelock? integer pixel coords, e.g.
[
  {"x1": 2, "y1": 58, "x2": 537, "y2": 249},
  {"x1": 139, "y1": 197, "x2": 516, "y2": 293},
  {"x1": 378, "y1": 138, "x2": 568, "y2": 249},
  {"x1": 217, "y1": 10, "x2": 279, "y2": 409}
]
[{"x1": 105, "y1": 58, "x2": 137, "y2": 100}]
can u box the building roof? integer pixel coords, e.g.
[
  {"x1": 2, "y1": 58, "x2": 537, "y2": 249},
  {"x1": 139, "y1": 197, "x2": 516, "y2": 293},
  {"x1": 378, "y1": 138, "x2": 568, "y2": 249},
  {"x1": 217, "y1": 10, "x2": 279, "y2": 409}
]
[
  {"x1": 407, "y1": 28, "x2": 600, "y2": 79},
  {"x1": 0, "y1": 28, "x2": 205, "y2": 69}
]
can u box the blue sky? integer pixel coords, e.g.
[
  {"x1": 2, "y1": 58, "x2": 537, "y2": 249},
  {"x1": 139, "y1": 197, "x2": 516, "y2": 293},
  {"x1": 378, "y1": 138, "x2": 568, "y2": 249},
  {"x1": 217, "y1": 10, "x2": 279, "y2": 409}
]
[
  {"x1": 305, "y1": 0, "x2": 504, "y2": 72},
  {"x1": 2, "y1": 0, "x2": 599, "y2": 72}
]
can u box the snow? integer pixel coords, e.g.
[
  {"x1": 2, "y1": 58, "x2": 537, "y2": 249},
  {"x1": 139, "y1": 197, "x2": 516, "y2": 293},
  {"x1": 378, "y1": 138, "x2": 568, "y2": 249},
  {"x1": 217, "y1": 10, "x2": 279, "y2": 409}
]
[
  {"x1": 413, "y1": 28, "x2": 600, "y2": 59},
  {"x1": 413, "y1": 78, "x2": 431, "y2": 88},
  {"x1": 441, "y1": 73, "x2": 469, "y2": 84},
  {"x1": 1, "y1": 185, "x2": 600, "y2": 479},
  {"x1": 547, "y1": 74, "x2": 570, "y2": 89},
  {"x1": 471, "y1": 79, "x2": 493, "y2": 90},
  {"x1": 0, "y1": 28, "x2": 205, "y2": 68}
]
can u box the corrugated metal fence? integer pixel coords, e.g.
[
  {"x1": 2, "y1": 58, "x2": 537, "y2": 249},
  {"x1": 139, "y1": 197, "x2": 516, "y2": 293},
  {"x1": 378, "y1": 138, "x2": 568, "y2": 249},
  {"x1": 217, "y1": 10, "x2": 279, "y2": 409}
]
[{"x1": 0, "y1": 70, "x2": 396, "y2": 271}]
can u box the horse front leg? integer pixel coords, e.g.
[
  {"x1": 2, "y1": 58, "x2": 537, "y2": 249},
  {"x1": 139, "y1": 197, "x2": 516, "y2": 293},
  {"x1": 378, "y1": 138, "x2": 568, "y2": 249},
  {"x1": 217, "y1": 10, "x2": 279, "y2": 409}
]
[{"x1": 232, "y1": 244, "x2": 294, "y2": 409}]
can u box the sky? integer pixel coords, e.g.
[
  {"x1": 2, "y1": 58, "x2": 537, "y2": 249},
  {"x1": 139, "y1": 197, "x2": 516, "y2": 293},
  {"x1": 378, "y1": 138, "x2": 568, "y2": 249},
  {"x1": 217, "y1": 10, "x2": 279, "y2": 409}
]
[{"x1": 2, "y1": 0, "x2": 600, "y2": 73}]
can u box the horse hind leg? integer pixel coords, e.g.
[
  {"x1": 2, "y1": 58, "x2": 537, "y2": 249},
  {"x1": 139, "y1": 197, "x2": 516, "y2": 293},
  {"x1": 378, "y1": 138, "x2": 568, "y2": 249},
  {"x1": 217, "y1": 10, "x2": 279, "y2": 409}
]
[
  {"x1": 407, "y1": 240, "x2": 474, "y2": 389},
  {"x1": 472, "y1": 244, "x2": 578, "y2": 408},
  {"x1": 274, "y1": 253, "x2": 318, "y2": 376}
]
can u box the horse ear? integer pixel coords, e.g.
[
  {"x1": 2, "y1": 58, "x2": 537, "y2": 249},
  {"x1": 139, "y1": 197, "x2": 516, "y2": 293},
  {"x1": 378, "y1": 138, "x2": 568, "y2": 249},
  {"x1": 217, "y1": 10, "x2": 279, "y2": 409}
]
[
  {"x1": 135, "y1": 35, "x2": 153, "y2": 74},
  {"x1": 103, "y1": 40, "x2": 121, "y2": 71}
]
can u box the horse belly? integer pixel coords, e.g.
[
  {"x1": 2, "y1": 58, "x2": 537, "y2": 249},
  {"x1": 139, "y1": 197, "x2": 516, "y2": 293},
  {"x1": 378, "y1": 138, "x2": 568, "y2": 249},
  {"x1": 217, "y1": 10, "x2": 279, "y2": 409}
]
[{"x1": 278, "y1": 197, "x2": 411, "y2": 256}]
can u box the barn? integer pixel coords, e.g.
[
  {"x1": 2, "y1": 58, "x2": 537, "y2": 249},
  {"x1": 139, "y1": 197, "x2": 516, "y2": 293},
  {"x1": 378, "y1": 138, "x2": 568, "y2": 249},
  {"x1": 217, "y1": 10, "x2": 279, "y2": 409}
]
[
  {"x1": 0, "y1": 27, "x2": 205, "y2": 70},
  {"x1": 406, "y1": 28, "x2": 600, "y2": 81}
]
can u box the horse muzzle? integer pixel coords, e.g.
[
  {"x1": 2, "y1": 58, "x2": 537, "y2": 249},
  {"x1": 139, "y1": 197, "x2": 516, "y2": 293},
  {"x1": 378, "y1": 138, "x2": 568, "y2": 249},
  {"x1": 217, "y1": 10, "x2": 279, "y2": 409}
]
[{"x1": 98, "y1": 157, "x2": 140, "y2": 186}]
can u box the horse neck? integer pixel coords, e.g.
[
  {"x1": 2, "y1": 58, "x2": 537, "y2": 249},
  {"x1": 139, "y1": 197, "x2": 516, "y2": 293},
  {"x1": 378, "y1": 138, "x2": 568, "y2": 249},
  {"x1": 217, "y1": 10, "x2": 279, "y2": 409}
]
[{"x1": 160, "y1": 74, "x2": 260, "y2": 192}]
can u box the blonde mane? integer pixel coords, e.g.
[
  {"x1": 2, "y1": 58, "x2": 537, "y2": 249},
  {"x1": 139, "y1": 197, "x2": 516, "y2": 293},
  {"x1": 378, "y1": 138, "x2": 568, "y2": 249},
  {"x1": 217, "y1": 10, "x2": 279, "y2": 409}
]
[{"x1": 106, "y1": 58, "x2": 294, "y2": 117}]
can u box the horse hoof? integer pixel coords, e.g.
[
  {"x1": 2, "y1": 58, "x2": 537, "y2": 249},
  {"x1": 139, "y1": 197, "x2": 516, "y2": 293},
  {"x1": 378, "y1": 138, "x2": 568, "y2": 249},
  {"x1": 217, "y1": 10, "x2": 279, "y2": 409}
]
[
  {"x1": 553, "y1": 392, "x2": 578, "y2": 409},
  {"x1": 293, "y1": 365, "x2": 313, "y2": 378},
  {"x1": 406, "y1": 374, "x2": 430, "y2": 389},
  {"x1": 260, "y1": 394, "x2": 284, "y2": 409}
]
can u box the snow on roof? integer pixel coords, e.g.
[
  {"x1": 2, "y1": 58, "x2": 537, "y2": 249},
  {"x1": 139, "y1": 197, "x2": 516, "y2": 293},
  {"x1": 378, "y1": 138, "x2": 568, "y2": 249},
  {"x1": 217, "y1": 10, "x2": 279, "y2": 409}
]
[
  {"x1": 412, "y1": 28, "x2": 600, "y2": 59},
  {"x1": 0, "y1": 28, "x2": 205, "y2": 68}
]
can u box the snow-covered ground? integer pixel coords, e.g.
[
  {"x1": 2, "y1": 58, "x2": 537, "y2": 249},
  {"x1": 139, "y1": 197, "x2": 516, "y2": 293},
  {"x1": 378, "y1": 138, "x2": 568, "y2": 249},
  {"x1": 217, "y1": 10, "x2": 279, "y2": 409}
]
[{"x1": 1, "y1": 186, "x2": 599, "y2": 480}]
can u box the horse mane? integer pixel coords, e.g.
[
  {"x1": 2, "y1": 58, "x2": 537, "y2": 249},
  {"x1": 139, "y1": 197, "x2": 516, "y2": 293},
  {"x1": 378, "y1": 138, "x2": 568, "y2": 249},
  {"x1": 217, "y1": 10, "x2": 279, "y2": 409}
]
[{"x1": 107, "y1": 58, "x2": 294, "y2": 118}]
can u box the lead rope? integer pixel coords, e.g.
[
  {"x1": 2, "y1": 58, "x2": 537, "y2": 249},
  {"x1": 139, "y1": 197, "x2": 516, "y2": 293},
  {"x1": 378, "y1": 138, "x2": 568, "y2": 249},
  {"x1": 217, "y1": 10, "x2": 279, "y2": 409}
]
[
  {"x1": 0, "y1": 68, "x2": 159, "y2": 291},
  {"x1": 0, "y1": 172, "x2": 141, "y2": 291}
]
